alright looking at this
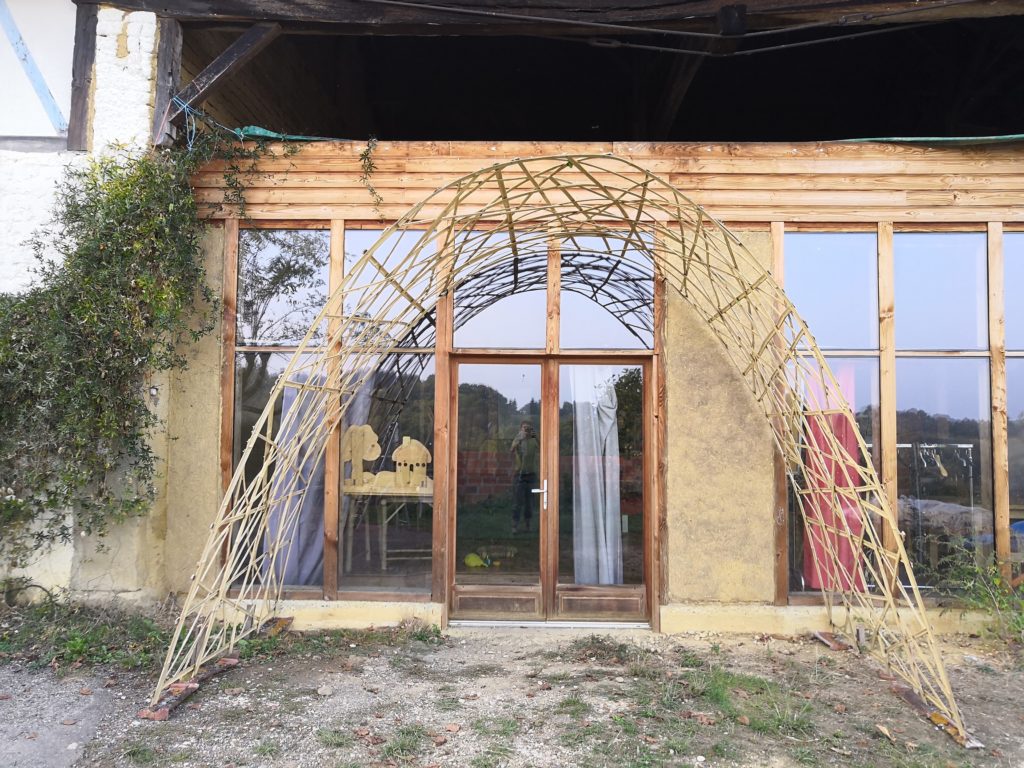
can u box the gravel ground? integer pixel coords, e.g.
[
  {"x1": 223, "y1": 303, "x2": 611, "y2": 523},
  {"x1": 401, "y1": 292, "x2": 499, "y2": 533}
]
[{"x1": 2, "y1": 627, "x2": 1022, "y2": 768}]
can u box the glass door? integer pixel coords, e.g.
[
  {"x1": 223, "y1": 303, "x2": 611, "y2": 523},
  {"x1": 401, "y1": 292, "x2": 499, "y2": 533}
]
[{"x1": 450, "y1": 360, "x2": 648, "y2": 621}]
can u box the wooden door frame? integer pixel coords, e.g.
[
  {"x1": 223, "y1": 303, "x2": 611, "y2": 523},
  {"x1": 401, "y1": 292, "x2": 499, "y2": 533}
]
[{"x1": 445, "y1": 354, "x2": 656, "y2": 622}]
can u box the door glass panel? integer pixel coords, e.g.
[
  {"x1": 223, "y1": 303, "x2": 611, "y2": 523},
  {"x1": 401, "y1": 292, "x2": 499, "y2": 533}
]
[
  {"x1": 456, "y1": 364, "x2": 542, "y2": 584},
  {"x1": 558, "y1": 365, "x2": 644, "y2": 585}
]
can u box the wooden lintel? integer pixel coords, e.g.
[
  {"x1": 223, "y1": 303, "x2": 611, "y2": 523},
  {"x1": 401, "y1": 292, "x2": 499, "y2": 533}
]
[{"x1": 167, "y1": 22, "x2": 281, "y2": 126}]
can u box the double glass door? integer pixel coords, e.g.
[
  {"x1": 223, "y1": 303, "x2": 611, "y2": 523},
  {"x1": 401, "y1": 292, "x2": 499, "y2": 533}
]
[{"x1": 450, "y1": 359, "x2": 649, "y2": 621}]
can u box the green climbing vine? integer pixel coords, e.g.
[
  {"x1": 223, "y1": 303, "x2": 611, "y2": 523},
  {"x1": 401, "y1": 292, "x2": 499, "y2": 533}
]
[
  {"x1": 359, "y1": 136, "x2": 384, "y2": 215},
  {"x1": 0, "y1": 131, "x2": 269, "y2": 569}
]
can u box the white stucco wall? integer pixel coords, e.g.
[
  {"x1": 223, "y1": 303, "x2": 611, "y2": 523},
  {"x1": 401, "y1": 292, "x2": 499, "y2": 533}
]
[
  {"x1": 0, "y1": 0, "x2": 76, "y2": 137},
  {"x1": 0, "y1": 8, "x2": 159, "y2": 295}
]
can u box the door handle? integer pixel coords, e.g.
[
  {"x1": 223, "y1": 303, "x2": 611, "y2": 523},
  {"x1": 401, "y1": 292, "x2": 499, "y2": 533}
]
[{"x1": 531, "y1": 479, "x2": 548, "y2": 511}]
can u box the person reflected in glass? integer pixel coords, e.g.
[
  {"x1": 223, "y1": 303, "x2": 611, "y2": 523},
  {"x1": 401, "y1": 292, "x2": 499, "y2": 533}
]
[{"x1": 510, "y1": 420, "x2": 539, "y2": 533}]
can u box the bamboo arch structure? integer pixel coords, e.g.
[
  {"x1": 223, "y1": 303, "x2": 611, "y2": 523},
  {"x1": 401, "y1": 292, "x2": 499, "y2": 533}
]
[{"x1": 153, "y1": 154, "x2": 974, "y2": 743}]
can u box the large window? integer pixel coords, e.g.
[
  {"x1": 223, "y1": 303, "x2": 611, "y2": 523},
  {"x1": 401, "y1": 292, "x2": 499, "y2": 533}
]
[{"x1": 785, "y1": 228, "x2": 1001, "y2": 592}]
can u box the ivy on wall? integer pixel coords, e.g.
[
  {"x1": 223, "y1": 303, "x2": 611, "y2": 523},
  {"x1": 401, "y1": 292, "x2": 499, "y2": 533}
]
[{"x1": 0, "y1": 139, "x2": 235, "y2": 568}]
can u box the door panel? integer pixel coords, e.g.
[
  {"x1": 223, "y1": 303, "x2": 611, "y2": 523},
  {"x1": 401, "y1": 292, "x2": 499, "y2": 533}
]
[
  {"x1": 450, "y1": 359, "x2": 648, "y2": 622},
  {"x1": 453, "y1": 364, "x2": 542, "y2": 613}
]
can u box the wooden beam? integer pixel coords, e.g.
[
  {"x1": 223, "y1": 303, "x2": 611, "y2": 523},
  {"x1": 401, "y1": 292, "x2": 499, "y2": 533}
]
[
  {"x1": 67, "y1": 3, "x2": 97, "y2": 151},
  {"x1": 152, "y1": 18, "x2": 182, "y2": 146},
  {"x1": 71, "y1": 1, "x2": 1024, "y2": 34},
  {"x1": 770, "y1": 221, "x2": 789, "y2": 605},
  {"x1": 650, "y1": 49, "x2": 706, "y2": 140},
  {"x1": 167, "y1": 22, "x2": 281, "y2": 126}
]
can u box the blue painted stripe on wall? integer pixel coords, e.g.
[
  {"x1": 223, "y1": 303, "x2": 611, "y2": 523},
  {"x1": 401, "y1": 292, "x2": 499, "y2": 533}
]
[{"x1": 0, "y1": 0, "x2": 68, "y2": 134}]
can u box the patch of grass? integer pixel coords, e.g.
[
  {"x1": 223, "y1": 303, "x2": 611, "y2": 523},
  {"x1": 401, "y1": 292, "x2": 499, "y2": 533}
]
[
  {"x1": 469, "y1": 741, "x2": 515, "y2": 768},
  {"x1": 254, "y1": 739, "x2": 281, "y2": 757},
  {"x1": 463, "y1": 662, "x2": 504, "y2": 677},
  {"x1": 711, "y1": 740, "x2": 739, "y2": 759},
  {"x1": 559, "y1": 720, "x2": 605, "y2": 747},
  {"x1": 0, "y1": 600, "x2": 169, "y2": 671},
  {"x1": 123, "y1": 742, "x2": 157, "y2": 765},
  {"x1": 382, "y1": 724, "x2": 427, "y2": 759},
  {"x1": 315, "y1": 728, "x2": 353, "y2": 748},
  {"x1": 436, "y1": 694, "x2": 462, "y2": 712},
  {"x1": 238, "y1": 635, "x2": 283, "y2": 660},
  {"x1": 472, "y1": 717, "x2": 520, "y2": 737},
  {"x1": 554, "y1": 693, "x2": 592, "y2": 717}
]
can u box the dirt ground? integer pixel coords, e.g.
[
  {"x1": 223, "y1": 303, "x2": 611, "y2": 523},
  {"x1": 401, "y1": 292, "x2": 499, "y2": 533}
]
[{"x1": 3, "y1": 626, "x2": 1023, "y2": 768}]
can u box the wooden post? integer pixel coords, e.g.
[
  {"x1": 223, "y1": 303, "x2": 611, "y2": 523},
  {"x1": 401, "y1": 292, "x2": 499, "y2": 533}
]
[
  {"x1": 322, "y1": 221, "x2": 345, "y2": 599},
  {"x1": 989, "y1": 222, "x2": 1010, "y2": 578},
  {"x1": 67, "y1": 4, "x2": 97, "y2": 151},
  {"x1": 878, "y1": 223, "x2": 900, "y2": 564},
  {"x1": 770, "y1": 221, "x2": 789, "y2": 605},
  {"x1": 151, "y1": 18, "x2": 182, "y2": 146}
]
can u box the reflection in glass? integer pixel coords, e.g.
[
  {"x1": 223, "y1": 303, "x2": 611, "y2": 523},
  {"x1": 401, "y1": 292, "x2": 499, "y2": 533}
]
[
  {"x1": 339, "y1": 355, "x2": 435, "y2": 593},
  {"x1": 561, "y1": 235, "x2": 654, "y2": 349},
  {"x1": 237, "y1": 229, "x2": 329, "y2": 346},
  {"x1": 1005, "y1": 234, "x2": 1024, "y2": 349},
  {"x1": 559, "y1": 365, "x2": 644, "y2": 585},
  {"x1": 345, "y1": 230, "x2": 436, "y2": 349},
  {"x1": 784, "y1": 233, "x2": 878, "y2": 350},
  {"x1": 454, "y1": 231, "x2": 547, "y2": 349},
  {"x1": 894, "y1": 233, "x2": 987, "y2": 350},
  {"x1": 232, "y1": 352, "x2": 324, "y2": 587},
  {"x1": 1005, "y1": 360, "x2": 1024, "y2": 577},
  {"x1": 789, "y1": 357, "x2": 879, "y2": 591},
  {"x1": 455, "y1": 364, "x2": 542, "y2": 585},
  {"x1": 896, "y1": 358, "x2": 993, "y2": 584}
]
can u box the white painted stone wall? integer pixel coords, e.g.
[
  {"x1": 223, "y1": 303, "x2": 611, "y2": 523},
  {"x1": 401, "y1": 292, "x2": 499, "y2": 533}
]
[{"x1": 0, "y1": 8, "x2": 159, "y2": 296}]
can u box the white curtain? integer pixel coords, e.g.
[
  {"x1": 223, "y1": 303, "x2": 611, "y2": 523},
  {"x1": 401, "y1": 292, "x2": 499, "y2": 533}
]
[
  {"x1": 266, "y1": 377, "x2": 325, "y2": 586},
  {"x1": 571, "y1": 366, "x2": 623, "y2": 585}
]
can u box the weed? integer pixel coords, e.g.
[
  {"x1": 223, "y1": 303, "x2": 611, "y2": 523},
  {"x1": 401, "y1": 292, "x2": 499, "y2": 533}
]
[
  {"x1": 470, "y1": 741, "x2": 514, "y2": 768},
  {"x1": 568, "y1": 634, "x2": 632, "y2": 664},
  {"x1": 555, "y1": 693, "x2": 592, "y2": 717},
  {"x1": 254, "y1": 739, "x2": 281, "y2": 757},
  {"x1": 123, "y1": 742, "x2": 157, "y2": 765},
  {"x1": 382, "y1": 723, "x2": 427, "y2": 759},
  {"x1": 560, "y1": 720, "x2": 605, "y2": 747},
  {"x1": 316, "y1": 728, "x2": 353, "y2": 748},
  {"x1": 436, "y1": 695, "x2": 462, "y2": 712}
]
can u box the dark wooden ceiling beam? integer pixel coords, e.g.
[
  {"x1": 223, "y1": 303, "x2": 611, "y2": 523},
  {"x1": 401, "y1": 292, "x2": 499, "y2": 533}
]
[
  {"x1": 73, "y1": 0, "x2": 1024, "y2": 35},
  {"x1": 165, "y1": 22, "x2": 281, "y2": 127}
]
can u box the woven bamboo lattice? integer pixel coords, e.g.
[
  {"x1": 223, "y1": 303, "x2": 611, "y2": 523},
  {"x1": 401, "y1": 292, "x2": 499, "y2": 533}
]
[{"x1": 154, "y1": 154, "x2": 974, "y2": 744}]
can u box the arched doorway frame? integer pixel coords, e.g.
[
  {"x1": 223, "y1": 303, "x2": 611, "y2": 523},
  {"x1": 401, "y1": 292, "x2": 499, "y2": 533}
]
[{"x1": 155, "y1": 155, "x2": 970, "y2": 742}]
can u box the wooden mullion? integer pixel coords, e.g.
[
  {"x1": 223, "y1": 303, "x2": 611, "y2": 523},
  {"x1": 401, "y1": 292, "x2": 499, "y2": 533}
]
[
  {"x1": 219, "y1": 219, "x2": 240, "y2": 565},
  {"x1": 322, "y1": 221, "x2": 345, "y2": 599},
  {"x1": 989, "y1": 222, "x2": 1011, "y2": 577},
  {"x1": 770, "y1": 221, "x2": 789, "y2": 605},
  {"x1": 546, "y1": 233, "x2": 560, "y2": 355},
  {"x1": 650, "y1": 264, "x2": 666, "y2": 627},
  {"x1": 542, "y1": 358, "x2": 559, "y2": 617},
  {"x1": 878, "y1": 223, "x2": 900, "y2": 563},
  {"x1": 432, "y1": 289, "x2": 454, "y2": 608}
]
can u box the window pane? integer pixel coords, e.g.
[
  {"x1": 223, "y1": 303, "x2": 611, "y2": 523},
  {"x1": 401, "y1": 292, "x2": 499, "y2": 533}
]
[
  {"x1": 1005, "y1": 234, "x2": 1024, "y2": 350},
  {"x1": 345, "y1": 229, "x2": 437, "y2": 349},
  {"x1": 454, "y1": 230, "x2": 547, "y2": 349},
  {"x1": 339, "y1": 355, "x2": 435, "y2": 593},
  {"x1": 233, "y1": 352, "x2": 324, "y2": 588},
  {"x1": 237, "y1": 229, "x2": 330, "y2": 346},
  {"x1": 561, "y1": 234, "x2": 654, "y2": 349},
  {"x1": 1006, "y1": 359, "x2": 1024, "y2": 577},
  {"x1": 559, "y1": 365, "x2": 644, "y2": 586},
  {"x1": 789, "y1": 357, "x2": 879, "y2": 592},
  {"x1": 894, "y1": 233, "x2": 987, "y2": 350},
  {"x1": 785, "y1": 233, "x2": 878, "y2": 350},
  {"x1": 896, "y1": 358, "x2": 993, "y2": 585}
]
